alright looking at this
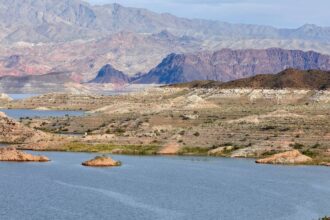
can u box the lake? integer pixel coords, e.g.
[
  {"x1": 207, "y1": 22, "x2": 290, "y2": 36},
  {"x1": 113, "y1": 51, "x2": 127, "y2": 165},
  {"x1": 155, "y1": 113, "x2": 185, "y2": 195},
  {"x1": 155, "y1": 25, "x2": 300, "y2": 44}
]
[
  {"x1": 7, "y1": 94, "x2": 39, "y2": 100},
  {"x1": 0, "y1": 152, "x2": 329, "y2": 220},
  {"x1": 1, "y1": 109, "x2": 85, "y2": 119}
]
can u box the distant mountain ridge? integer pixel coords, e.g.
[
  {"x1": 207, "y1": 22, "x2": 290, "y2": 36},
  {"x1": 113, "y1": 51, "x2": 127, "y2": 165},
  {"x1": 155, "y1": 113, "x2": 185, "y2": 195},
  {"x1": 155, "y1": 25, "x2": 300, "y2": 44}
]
[
  {"x1": 168, "y1": 69, "x2": 330, "y2": 90},
  {"x1": 4, "y1": 48, "x2": 330, "y2": 88},
  {"x1": 220, "y1": 68, "x2": 330, "y2": 90},
  {"x1": 89, "y1": 64, "x2": 129, "y2": 84},
  {"x1": 134, "y1": 48, "x2": 330, "y2": 84},
  {"x1": 1, "y1": 0, "x2": 330, "y2": 88},
  {"x1": 0, "y1": 0, "x2": 330, "y2": 43}
]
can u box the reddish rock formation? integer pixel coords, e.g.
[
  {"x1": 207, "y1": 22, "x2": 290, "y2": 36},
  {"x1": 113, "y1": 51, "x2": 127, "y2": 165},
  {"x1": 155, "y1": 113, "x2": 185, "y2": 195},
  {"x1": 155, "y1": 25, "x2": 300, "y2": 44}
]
[
  {"x1": 0, "y1": 147, "x2": 50, "y2": 162},
  {"x1": 256, "y1": 150, "x2": 312, "y2": 165},
  {"x1": 0, "y1": 111, "x2": 68, "y2": 151},
  {"x1": 0, "y1": 111, "x2": 51, "y2": 144},
  {"x1": 82, "y1": 156, "x2": 121, "y2": 167}
]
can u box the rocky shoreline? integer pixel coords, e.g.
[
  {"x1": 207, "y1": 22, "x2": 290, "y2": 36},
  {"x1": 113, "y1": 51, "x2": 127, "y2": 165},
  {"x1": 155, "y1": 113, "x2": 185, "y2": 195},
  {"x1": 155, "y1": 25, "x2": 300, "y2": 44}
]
[
  {"x1": 0, "y1": 147, "x2": 50, "y2": 162},
  {"x1": 16, "y1": 144, "x2": 328, "y2": 167},
  {"x1": 0, "y1": 87, "x2": 329, "y2": 167}
]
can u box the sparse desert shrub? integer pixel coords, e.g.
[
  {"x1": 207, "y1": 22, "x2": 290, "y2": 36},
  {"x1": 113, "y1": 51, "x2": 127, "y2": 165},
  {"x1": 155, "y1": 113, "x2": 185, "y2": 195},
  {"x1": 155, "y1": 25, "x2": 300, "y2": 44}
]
[
  {"x1": 279, "y1": 127, "x2": 290, "y2": 132},
  {"x1": 63, "y1": 142, "x2": 160, "y2": 155},
  {"x1": 180, "y1": 115, "x2": 190, "y2": 120},
  {"x1": 302, "y1": 149, "x2": 317, "y2": 158},
  {"x1": 290, "y1": 143, "x2": 304, "y2": 150},
  {"x1": 179, "y1": 130, "x2": 185, "y2": 135},
  {"x1": 193, "y1": 132, "x2": 200, "y2": 137},
  {"x1": 114, "y1": 128, "x2": 125, "y2": 134},
  {"x1": 260, "y1": 125, "x2": 276, "y2": 131}
]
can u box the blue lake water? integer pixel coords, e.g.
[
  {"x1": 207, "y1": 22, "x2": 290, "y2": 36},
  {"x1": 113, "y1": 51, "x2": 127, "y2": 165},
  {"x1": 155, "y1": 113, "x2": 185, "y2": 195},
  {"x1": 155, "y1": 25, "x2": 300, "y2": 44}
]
[
  {"x1": 7, "y1": 94, "x2": 39, "y2": 100},
  {"x1": 0, "y1": 152, "x2": 329, "y2": 220},
  {"x1": 1, "y1": 109, "x2": 85, "y2": 119}
]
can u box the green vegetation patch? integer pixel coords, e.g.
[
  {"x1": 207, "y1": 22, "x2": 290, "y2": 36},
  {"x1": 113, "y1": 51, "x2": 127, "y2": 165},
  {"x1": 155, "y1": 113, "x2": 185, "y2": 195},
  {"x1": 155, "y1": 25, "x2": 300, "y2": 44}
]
[
  {"x1": 63, "y1": 142, "x2": 161, "y2": 155},
  {"x1": 178, "y1": 147, "x2": 211, "y2": 156}
]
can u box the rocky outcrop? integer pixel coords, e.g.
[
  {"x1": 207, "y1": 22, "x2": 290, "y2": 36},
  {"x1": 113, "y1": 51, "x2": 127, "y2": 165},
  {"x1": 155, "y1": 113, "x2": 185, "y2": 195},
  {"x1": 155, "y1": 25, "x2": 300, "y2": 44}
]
[
  {"x1": 82, "y1": 156, "x2": 121, "y2": 167},
  {"x1": 256, "y1": 150, "x2": 313, "y2": 165},
  {"x1": 89, "y1": 64, "x2": 129, "y2": 84},
  {"x1": 0, "y1": 147, "x2": 50, "y2": 162},
  {"x1": 0, "y1": 93, "x2": 12, "y2": 102},
  {"x1": 135, "y1": 49, "x2": 330, "y2": 84},
  {"x1": 0, "y1": 111, "x2": 52, "y2": 144}
]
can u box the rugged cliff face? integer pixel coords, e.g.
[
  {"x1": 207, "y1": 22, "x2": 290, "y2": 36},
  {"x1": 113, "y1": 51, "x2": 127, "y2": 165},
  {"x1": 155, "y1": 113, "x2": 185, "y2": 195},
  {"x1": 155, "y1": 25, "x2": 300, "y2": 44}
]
[
  {"x1": 135, "y1": 48, "x2": 330, "y2": 84},
  {"x1": 89, "y1": 64, "x2": 129, "y2": 84}
]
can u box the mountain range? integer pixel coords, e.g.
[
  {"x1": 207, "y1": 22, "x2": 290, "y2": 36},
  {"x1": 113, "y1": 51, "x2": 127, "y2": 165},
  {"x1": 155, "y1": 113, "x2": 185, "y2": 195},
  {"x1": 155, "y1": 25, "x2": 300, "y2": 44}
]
[
  {"x1": 169, "y1": 69, "x2": 330, "y2": 90},
  {"x1": 89, "y1": 64, "x2": 129, "y2": 84},
  {"x1": 130, "y1": 48, "x2": 330, "y2": 83},
  {"x1": 0, "y1": 0, "x2": 330, "y2": 89},
  {"x1": 1, "y1": 0, "x2": 330, "y2": 44}
]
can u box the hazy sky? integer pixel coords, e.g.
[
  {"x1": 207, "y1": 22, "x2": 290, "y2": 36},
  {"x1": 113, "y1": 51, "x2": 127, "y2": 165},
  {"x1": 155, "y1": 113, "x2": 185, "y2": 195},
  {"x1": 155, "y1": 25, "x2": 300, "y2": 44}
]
[{"x1": 86, "y1": 0, "x2": 330, "y2": 28}]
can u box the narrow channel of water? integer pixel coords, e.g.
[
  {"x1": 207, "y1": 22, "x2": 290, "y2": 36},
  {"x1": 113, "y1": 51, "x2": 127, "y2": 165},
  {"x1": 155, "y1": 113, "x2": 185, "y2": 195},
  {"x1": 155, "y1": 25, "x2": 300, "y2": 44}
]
[
  {"x1": 0, "y1": 143, "x2": 9, "y2": 148},
  {"x1": 1, "y1": 109, "x2": 85, "y2": 119},
  {"x1": 7, "y1": 94, "x2": 39, "y2": 100}
]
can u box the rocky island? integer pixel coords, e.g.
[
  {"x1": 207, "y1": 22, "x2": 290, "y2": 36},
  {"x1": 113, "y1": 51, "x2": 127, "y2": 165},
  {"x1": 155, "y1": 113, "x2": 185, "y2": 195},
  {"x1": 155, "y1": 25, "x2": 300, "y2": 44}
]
[
  {"x1": 82, "y1": 156, "x2": 122, "y2": 167},
  {"x1": 0, "y1": 147, "x2": 50, "y2": 162}
]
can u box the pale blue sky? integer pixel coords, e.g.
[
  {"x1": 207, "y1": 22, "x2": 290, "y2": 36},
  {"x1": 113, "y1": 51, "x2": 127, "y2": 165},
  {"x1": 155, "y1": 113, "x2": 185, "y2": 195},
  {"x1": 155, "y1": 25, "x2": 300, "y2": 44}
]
[{"x1": 86, "y1": 0, "x2": 330, "y2": 28}]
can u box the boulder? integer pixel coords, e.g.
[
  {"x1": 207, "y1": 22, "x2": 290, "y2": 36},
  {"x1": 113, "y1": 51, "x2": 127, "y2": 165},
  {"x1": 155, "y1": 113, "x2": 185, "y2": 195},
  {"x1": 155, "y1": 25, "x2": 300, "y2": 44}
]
[
  {"x1": 82, "y1": 156, "x2": 121, "y2": 167},
  {"x1": 0, "y1": 147, "x2": 50, "y2": 162},
  {"x1": 256, "y1": 150, "x2": 312, "y2": 165}
]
